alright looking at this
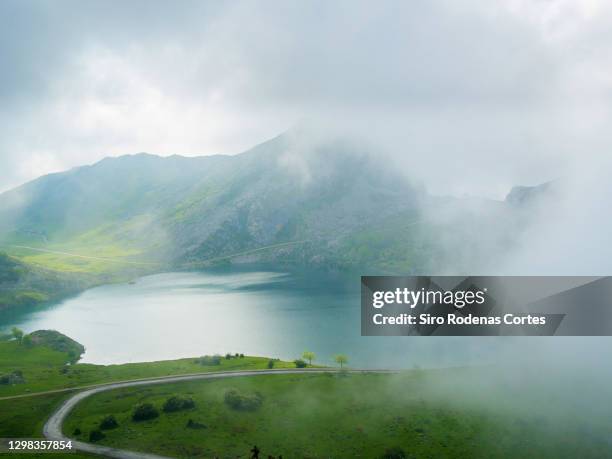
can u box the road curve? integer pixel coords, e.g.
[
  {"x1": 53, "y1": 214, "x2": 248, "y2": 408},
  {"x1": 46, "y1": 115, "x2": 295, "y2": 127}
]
[{"x1": 43, "y1": 368, "x2": 397, "y2": 459}]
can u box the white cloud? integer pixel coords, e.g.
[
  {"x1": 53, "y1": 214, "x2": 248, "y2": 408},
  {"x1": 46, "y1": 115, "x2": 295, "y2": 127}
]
[{"x1": 1, "y1": 0, "x2": 612, "y2": 199}]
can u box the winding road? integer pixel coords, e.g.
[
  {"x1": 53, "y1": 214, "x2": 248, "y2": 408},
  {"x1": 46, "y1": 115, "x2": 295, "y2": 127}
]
[{"x1": 43, "y1": 368, "x2": 397, "y2": 459}]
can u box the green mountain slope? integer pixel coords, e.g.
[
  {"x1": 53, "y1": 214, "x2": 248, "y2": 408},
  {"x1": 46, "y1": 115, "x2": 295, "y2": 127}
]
[
  {"x1": 0, "y1": 252, "x2": 94, "y2": 310},
  {"x1": 0, "y1": 132, "x2": 544, "y2": 290}
]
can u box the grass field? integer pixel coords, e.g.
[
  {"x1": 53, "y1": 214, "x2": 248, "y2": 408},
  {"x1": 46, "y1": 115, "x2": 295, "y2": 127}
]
[
  {"x1": 2, "y1": 335, "x2": 611, "y2": 459},
  {"x1": 0, "y1": 336, "x2": 296, "y2": 458},
  {"x1": 62, "y1": 369, "x2": 612, "y2": 459},
  {"x1": 0, "y1": 338, "x2": 296, "y2": 398},
  {"x1": 0, "y1": 393, "x2": 97, "y2": 458}
]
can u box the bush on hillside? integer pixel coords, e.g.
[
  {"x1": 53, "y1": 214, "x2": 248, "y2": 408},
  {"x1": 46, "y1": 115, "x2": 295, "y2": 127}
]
[
  {"x1": 99, "y1": 415, "x2": 119, "y2": 430},
  {"x1": 0, "y1": 370, "x2": 25, "y2": 385},
  {"x1": 195, "y1": 355, "x2": 222, "y2": 366},
  {"x1": 89, "y1": 430, "x2": 105, "y2": 442},
  {"x1": 294, "y1": 359, "x2": 307, "y2": 368},
  {"x1": 132, "y1": 403, "x2": 159, "y2": 421},
  {"x1": 163, "y1": 395, "x2": 195, "y2": 413},
  {"x1": 224, "y1": 389, "x2": 263, "y2": 411},
  {"x1": 186, "y1": 419, "x2": 207, "y2": 429},
  {"x1": 380, "y1": 447, "x2": 408, "y2": 459}
]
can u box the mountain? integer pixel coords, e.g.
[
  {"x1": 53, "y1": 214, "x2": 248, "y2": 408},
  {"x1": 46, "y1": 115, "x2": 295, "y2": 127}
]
[
  {"x1": 0, "y1": 252, "x2": 91, "y2": 310},
  {"x1": 0, "y1": 132, "x2": 548, "y2": 281},
  {"x1": 505, "y1": 181, "x2": 557, "y2": 206}
]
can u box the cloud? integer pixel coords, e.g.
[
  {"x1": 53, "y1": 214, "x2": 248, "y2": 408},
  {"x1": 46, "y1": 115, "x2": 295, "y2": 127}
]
[{"x1": 1, "y1": 0, "x2": 611, "y2": 197}]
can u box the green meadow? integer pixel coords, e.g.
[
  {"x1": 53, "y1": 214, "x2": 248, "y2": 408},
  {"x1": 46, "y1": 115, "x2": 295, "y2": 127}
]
[
  {"x1": 63, "y1": 370, "x2": 610, "y2": 459},
  {"x1": 0, "y1": 332, "x2": 295, "y2": 459},
  {"x1": 0, "y1": 337, "x2": 295, "y2": 398}
]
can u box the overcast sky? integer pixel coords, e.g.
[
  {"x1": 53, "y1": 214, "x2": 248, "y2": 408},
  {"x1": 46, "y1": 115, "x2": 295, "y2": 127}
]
[{"x1": 1, "y1": 0, "x2": 611, "y2": 197}]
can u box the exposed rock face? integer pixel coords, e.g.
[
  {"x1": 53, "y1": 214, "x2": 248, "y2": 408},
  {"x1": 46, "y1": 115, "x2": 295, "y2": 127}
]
[{"x1": 505, "y1": 181, "x2": 555, "y2": 206}]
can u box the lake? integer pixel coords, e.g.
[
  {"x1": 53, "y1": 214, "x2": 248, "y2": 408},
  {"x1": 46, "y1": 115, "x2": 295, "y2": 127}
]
[{"x1": 0, "y1": 267, "x2": 502, "y2": 368}]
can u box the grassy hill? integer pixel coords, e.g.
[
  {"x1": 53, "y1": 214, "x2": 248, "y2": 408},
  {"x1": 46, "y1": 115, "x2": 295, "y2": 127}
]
[{"x1": 0, "y1": 252, "x2": 97, "y2": 310}]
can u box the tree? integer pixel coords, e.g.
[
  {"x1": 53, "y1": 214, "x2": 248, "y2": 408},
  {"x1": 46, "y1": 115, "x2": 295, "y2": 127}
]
[
  {"x1": 11, "y1": 327, "x2": 23, "y2": 344},
  {"x1": 334, "y1": 354, "x2": 348, "y2": 368},
  {"x1": 302, "y1": 351, "x2": 316, "y2": 366}
]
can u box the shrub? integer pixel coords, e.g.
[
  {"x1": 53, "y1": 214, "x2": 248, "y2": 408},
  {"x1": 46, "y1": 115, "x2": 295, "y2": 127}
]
[
  {"x1": 224, "y1": 389, "x2": 264, "y2": 411},
  {"x1": 225, "y1": 353, "x2": 232, "y2": 360},
  {"x1": 73, "y1": 428, "x2": 81, "y2": 436},
  {"x1": 132, "y1": 403, "x2": 159, "y2": 421},
  {"x1": 294, "y1": 359, "x2": 307, "y2": 368},
  {"x1": 380, "y1": 447, "x2": 407, "y2": 459},
  {"x1": 195, "y1": 355, "x2": 222, "y2": 366},
  {"x1": 0, "y1": 371, "x2": 25, "y2": 385},
  {"x1": 186, "y1": 419, "x2": 207, "y2": 429},
  {"x1": 267, "y1": 359, "x2": 275, "y2": 369},
  {"x1": 89, "y1": 430, "x2": 105, "y2": 442},
  {"x1": 239, "y1": 353, "x2": 244, "y2": 358},
  {"x1": 163, "y1": 395, "x2": 196, "y2": 413},
  {"x1": 99, "y1": 415, "x2": 119, "y2": 430}
]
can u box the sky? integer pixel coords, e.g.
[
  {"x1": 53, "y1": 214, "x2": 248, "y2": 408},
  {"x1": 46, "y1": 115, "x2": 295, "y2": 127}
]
[{"x1": 1, "y1": 0, "x2": 611, "y2": 197}]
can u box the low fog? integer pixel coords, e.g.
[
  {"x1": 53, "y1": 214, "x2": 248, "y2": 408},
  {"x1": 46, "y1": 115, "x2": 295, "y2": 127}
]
[{"x1": 2, "y1": 0, "x2": 612, "y2": 436}]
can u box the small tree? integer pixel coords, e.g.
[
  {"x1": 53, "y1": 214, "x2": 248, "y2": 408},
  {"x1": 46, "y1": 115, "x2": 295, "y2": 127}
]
[
  {"x1": 334, "y1": 354, "x2": 348, "y2": 369},
  {"x1": 11, "y1": 327, "x2": 23, "y2": 344},
  {"x1": 267, "y1": 359, "x2": 275, "y2": 369},
  {"x1": 294, "y1": 359, "x2": 307, "y2": 368},
  {"x1": 302, "y1": 351, "x2": 315, "y2": 366}
]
